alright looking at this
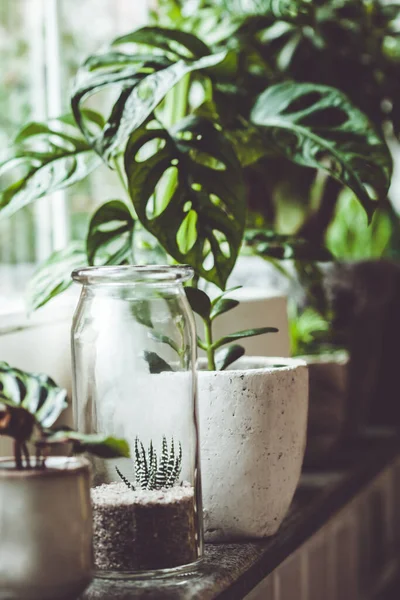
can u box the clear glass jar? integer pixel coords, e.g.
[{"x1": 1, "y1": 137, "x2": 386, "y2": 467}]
[{"x1": 71, "y1": 265, "x2": 203, "y2": 578}]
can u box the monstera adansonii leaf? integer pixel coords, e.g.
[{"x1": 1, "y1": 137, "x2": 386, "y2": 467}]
[
  {"x1": 0, "y1": 362, "x2": 68, "y2": 428},
  {"x1": 71, "y1": 26, "x2": 232, "y2": 161},
  {"x1": 124, "y1": 116, "x2": 246, "y2": 290},
  {"x1": 219, "y1": 0, "x2": 313, "y2": 20},
  {"x1": 0, "y1": 112, "x2": 102, "y2": 219},
  {"x1": 250, "y1": 82, "x2": 392, "y2": 220},
  {"x1": 87, "y1": 200, "x2": 135, "y2": 265}
]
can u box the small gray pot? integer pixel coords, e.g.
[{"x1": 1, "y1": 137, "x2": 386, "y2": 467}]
[{"x1": 0, "y1": 456, "x2": 93, "y2": 600}]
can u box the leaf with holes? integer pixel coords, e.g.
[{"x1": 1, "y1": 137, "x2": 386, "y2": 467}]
[
  {"x1": 125, "y1": 116, "x2": 246, "y2": 289},
  {"x1": 71, "y1": 26, "x2": 230, "y2": 161},
  {"x1": 0, "y1": 362, "x2": 68, "y2": 429},
  {"x1": 27, "y1": 242, "x2": 87, "y2": 311},
  {"x1": 250, "y1": 82, "x2": 392, "y2": 220},
  {"x1": 0, "y1": 113, "x2": 102, "y2": 219},
  {"x1": 87, "y1": 200, "x2": 135, "y2": 265},
  {"x1": 215, "y1": 344, "x2": 245, "y2": 370},
  {"x1": 244, "y1": 229, "x2": 333, "y2": 262}
]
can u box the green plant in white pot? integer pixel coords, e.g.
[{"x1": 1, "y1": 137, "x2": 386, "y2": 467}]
[
  {"x1": 0, "y1": 362, "x2": 129, "y2": 600},
  {"x1": 0, "y1": 2, "x2": 393, "y2": 542}
]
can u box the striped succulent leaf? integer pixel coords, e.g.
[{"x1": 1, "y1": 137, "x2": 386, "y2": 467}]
[{"x1": 117, "y1": 435, "x2": 183, "y2": 491}]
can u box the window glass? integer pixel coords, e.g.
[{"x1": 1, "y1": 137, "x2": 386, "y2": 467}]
[{"x1": 0, "y1": 0, "x2": 148, "y2": 310}]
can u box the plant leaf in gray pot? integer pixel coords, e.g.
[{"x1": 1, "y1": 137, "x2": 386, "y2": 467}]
[{"x1": 0, "y1": 362, "x2": 129, "y2": 600}]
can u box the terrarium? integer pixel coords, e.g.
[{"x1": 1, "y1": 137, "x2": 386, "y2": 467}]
[{"x1": 71, "y1": 265, "x2": 203, "y2": 578}]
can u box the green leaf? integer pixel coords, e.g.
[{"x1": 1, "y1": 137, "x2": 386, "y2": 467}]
[
  {"x1": 148, "y1": 332, "x2": 180, "y2": 354},
  {"x1": 45, "y1": 430, "x2": 130, "y2": 459},
  {"x1": 87, "y1": 200, "x2": 135, "y2": 265},
  {"x1": 0, "y1": 362, "x2": 68, "y2": 429},
  {"x1": 125, "y1": 116, "x2": 246, "y2": 289},
  {"x1": 27, "y1": 242, "x2": 87, "y2": 311},
  {"x1": 215, "y1": 344, "x2": 245, "y2": 370},
  {"x1": 131, "y1": 301, "x2": 154, "y2": 329},
  {"x1": 0, "y1": 113, "x2": 102, "y2": 219},
  {"x1": 244, "y1": 229, "x2": 333, "y2": 261},
  {"x1": 210, "y1": 297, "x2": 239, "y2": 320},
  {"x1": 143, "y1": 351, "x2": 174, "y2": 374},
  {"x1": 213, "y1": 326, "x2": 278, "y2": 350},
  {"x1": 219, "y1": 0, "x2": 313, "y2": 20},
  {"x1": 184, "y1": 287, "x2": 211, "y2": 321},
  {"x1": 71, "y1": 26, "x2": 230, "y2": 161},
  {"x1": 250, "y1": 82, "x2": 393, "y2": 220}
]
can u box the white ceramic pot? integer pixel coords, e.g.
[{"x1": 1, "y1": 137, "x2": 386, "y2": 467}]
[
  {"x1": 198, "y1": 356, "x2": 308, "y2": 541},
  {"x1": 300, "y1": 352, "x2": 349, "y2": 466},
  {"x1": 0, "y1": 456, "x2": 93, "y2": 600}
]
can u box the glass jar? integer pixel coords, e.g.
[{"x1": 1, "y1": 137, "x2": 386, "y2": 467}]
[{"x1": 71, "y1": 265, "x2": 203, "y2": 578}]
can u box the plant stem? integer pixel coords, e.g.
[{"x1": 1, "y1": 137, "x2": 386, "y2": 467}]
[
  {"x1": 14, "y1": 440, "x2": 22, "y2": 470},
  {"x1": 205, "y1": 319, "x2": 216, "y2": 371}
]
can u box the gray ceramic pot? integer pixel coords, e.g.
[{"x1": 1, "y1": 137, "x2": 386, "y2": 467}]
[{"x1": 0, "y1": 456, "x2": 93, "y2": 600}]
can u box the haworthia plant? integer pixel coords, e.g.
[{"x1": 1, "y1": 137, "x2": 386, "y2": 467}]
[{"x1": 116, "y1": 436, "x2": 183, "y2": 491}]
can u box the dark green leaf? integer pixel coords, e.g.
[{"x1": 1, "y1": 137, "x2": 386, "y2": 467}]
[
  {"x1": 87, "y1": 200, "x2": 135, "y2": 265},
  {"x1": 250, "y1": 82, "x2": 392, "y2": 220},
  {"x1": 0, "y1": 113, "x2": 102, "y2": 219},
  {"x1": 143, "y1": 351, "x2": 174, "y2": 373},
  {"x1": 185, "y1": 287, "x2": 211, "y2": 321},
  {"x1": 210, "y1": 297, "x2": 239, "y2": 320},
  {"x1": 0, "y1": 362, "x2": 67, "y2": 428},
  {"x1": 44, "y1": 430, "x2": 130, "y2": 458},
  {"x1": 27, "y1": 242, "x2": 87, "y2": 311},
  {"x1": 244, "y1": 229, "x2": 333, "y2": 261},
  {"x1": 71, "y1": 26, "x2": 229, "y2": 160},
  {"x1": 213, "y1": 326, "x2": 279, "y2": 349},
  {"x1": 215, "y1": 344, "x2": 245, "y2": 370},
  {"x1": 125, "y1": 116, "x2": 246, "y2": 289}
]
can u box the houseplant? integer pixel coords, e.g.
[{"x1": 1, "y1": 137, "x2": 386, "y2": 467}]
[
  {"x1": 0, "y1": 361, "x2": 129, "y2": 600},
  {"x1": 0, "y1": 0, "x2": 394, "y2": 541}
]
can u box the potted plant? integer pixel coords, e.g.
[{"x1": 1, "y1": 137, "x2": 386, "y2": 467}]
[
  {"x1": 0, "y1": 361, "x2": 129, "y2": 600},
  {"x1": 182, "y1": 286, "x2": 308, "y2": 540},
  {"x1": 0, "y1": 1, "x2": 393, "y2": 541}
]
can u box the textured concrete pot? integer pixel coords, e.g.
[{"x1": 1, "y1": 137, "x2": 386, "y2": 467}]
[
  {"x1": 0, "y1": 456, "x2": 93, "y2": 600},
  {"x1": 198, "y1": 357, "x2": 308, "y2": 541},
  {"x1": 301, "y1": 352, "x2": 349, "y2": 467}
]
